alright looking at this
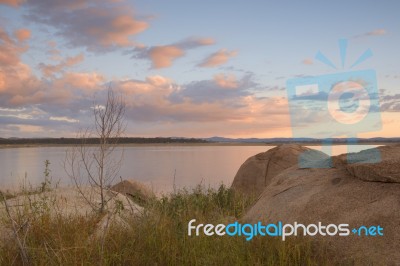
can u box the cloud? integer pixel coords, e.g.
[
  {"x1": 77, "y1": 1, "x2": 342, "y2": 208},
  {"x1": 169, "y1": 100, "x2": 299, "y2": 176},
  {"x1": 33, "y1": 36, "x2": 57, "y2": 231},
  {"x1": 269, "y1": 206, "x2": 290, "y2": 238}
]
[
  {"x1": 213, "y1": 73, "x2": 238, "y2": 89},
  {"x1": 266, "y1": 85, "x2": 285, "y2": 92},
  {"x1": 106, "y1": 73, "x2": 288, "y2": 127},
  {"x1": 14, "y1": 28, "x2": 31, "y2": 42},
  {"x1": 176, "y1": 37, "x2": 215, "y2": 49},
  {"x1": 24, "y1": 0, "x2": 149, "y2": 52},
  {"x1": 365, "y1": 29, "x2": 387, "y2": 36},
  {"x1": 0, "y1": 29, "x2": 102, "y2": 132},
  {"x1": 45, "y1": 41, "x2": 62, "y2": 61},
  {"x1": 1, "y1": 62, "x2": 289, "y2": 137},
  {"x1": 38, "y1": 53, "x2": 84, "y2": 77},
  {"x1": 0, "y1": 26, "x2": 104, "y2": 120},
  {"x1": 0, "y1": 27, "x2": 40, "y2": 103},
  {"x1": 148, "y1": 46, "x2": 184, "y2": 68},
  {"x1": 198, "y1": 49, "x2": 237, "y2": 67},
  {"x1": 13, "y1": 125, "x2": 44, "y2": 134},
  {"x1": 0, "y1": 67, "x2": 104, "y2": 136},
  {"x1": 0, "y1": 0, "x2": 25, "y2": 7},
  {"x1": 301, "y1": 58, "x2": 313, "y2": 65},
  {"x1": 53, "y1": 72, "x2": 106, "y2": 92},
  {"x1": 0, "y1": 107, "x2": 80, "y2": 131},
  {"x1": 0, "y1": 12, "x2": 292, "y2": 138},
  {"x1": 134, "y1": 37, "x2": 215, "y2": 69},
  {"x1": 0, "y1": 27, "x2": 28, "y2": 67},
  {"x1": 353, "y1": 29, "x2": 387, "y2": 38},
  {"x1": 49, "y1": 116, "x2": 79, "y2": 123},
  {"x1": 0, "y1": 29, "x2": 289, "y2": 136},
  {"x1": 168, "y1": 74, "x2": 257, "y2": 104},
  {"x1": 380, "y1": 93, "x2": 400, "y2": 112}
]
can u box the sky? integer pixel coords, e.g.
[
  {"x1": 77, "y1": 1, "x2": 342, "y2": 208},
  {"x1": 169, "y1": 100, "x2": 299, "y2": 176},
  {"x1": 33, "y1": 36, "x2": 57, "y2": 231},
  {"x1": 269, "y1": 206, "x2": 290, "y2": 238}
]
[{"x1": 0, "y1": 0, "x2": 399, "y2": 138}]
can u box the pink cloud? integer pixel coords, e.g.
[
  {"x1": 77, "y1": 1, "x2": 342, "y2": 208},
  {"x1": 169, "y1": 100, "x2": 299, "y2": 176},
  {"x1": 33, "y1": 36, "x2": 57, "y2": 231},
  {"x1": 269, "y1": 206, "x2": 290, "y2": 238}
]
[
  {"x1": 55, "y1": 72, "x2": 105, "y2": 91},
  {"x1": 366, "y1": 29, "x2": 387, "y2": 36},
  {"x1": 0, "y1": 28, "x2": 100, "y2": 109},
  {"x1": 111, "y1": 75, "x2": 289, "y2": 127},
  {"x1": 0, "y1": 61, "x2": 76, "y2": 107},
  {"x1": 146, "y1": 75, "x2": 173, "y2": 87},
  {"x1": 39, "y1": 54, "x2": 84, "y2": 77},
  {"x1": 301, "y1": 58, "x2": 313, "y2": 65},
  {"x1": 135, "y1": 37, "x2": 215, "y2": 68},
  {"x1": 0, "y1": 72, "x2": 5, "y2": 91},
  {"x1": 86, "y1": 13, "x2": 148, "y2": 48},
  {"x1": 1, "y1": 70, "x2": 104, "y2": 108},
  {"x1": 14, "y1": 28, "x2": 31, "y2": 42},
  {"x1": 196, "y1": 38, "x2": 215, "y2": 46},
  {"x1": 1, "y1": 70, "x2": 294, "y2": 138},
  {"x1": 213, "y1": 73, "x2": 238, "y2": 89},
  {"x1": 0, "y1": 27, "x2": 28, "y2": 66},
  {"x1": 148, "y1": 46, "x2": 185, "y2": 68},
  {"x1": 353, "y1": 29, "x2": 388, "y2": 39},
  {"x1": 0, "y1": 29, "x2": 100, "y2": 107},
  {"x1": 198, "y1": 49, "x2": 237, "y2": 67},
  {"x1": 0, "y1": 0, "x2": 24, "y2": 7},
  {"x1": 116, "y1": 76, "x2": 175, "y2": 104},
  {"x1": 4, "y1": 70, "x2": 106, "y2": 107},
  {"x1": 0, "y1": 25, "x2": 293, "y2": 137}
]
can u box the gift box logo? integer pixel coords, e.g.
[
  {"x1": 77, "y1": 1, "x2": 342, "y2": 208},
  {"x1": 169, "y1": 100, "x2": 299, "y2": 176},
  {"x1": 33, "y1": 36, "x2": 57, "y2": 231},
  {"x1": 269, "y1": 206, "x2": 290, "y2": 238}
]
[{"x1": 286, "y1": 39, "x2": 381, "y2": 167}]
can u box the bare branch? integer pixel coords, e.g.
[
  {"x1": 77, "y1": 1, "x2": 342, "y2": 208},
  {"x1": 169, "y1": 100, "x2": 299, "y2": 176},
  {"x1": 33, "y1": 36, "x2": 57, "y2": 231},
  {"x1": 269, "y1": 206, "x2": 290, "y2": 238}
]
[{"x1": 64, "y1": 87, "x2": 126, "y2": 213}]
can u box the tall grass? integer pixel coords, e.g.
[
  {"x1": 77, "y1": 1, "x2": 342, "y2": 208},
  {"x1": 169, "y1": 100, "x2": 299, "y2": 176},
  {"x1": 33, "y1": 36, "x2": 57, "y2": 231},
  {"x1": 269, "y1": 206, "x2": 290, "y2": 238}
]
[{"x1": 0, "y1": 184, "x2": 332, "y2": 265}]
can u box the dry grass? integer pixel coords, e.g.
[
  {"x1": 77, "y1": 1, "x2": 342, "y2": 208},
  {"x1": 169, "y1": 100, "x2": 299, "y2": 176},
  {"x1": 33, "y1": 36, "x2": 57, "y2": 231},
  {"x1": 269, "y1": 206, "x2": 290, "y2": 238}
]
[{"x1": 0, "y1": 184, "x2": 333, "y2": 265}]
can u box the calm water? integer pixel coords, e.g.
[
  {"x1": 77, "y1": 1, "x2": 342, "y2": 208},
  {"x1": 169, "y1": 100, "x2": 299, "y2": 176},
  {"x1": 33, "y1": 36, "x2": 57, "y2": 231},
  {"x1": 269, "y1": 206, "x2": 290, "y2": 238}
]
[{"x1": 0, "y1": 145, "x2": 378, "y2": 193}]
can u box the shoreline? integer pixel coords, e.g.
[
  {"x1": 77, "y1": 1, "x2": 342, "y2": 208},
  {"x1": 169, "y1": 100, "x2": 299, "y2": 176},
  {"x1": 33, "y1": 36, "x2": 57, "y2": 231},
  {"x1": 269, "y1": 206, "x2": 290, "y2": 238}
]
[{"x1": 0, "y1": 142, "x2": 398, "y2": 149}]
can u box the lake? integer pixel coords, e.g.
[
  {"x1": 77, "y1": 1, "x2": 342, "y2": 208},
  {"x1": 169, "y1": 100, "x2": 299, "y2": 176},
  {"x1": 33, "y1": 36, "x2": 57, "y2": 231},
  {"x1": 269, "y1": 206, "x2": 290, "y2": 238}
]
[{"x1": 0, "y1": 144, "x2": 378, "y2": 193}]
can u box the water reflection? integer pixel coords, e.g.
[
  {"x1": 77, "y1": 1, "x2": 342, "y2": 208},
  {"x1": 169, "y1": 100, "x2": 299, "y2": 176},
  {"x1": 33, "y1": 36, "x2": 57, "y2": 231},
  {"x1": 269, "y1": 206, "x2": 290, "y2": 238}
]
[{"x1": 0, "y1": 145, "x2": 378, "y2": 193}]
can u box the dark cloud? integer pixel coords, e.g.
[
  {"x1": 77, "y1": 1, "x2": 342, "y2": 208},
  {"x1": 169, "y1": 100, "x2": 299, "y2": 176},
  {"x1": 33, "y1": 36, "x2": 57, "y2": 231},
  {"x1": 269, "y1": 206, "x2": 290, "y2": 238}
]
[
  {"x1": 381, "y1": 93, "x2": 400, "y2": 101},
  {"x1": 291, "y1": 91, "x2": 328, "y2": 101},
  {"x1": 380, "y1": 93, "x2": 400, "y2": 112},
  {"x1": 169, "y1": 74, "x2": 255, "y2": 104},
  {"x1": 266, "y1": 85, "x2": 286, "y2": 92},
  {"x1": 23, "y1": 0, "x2": 149, "y2": 52}
]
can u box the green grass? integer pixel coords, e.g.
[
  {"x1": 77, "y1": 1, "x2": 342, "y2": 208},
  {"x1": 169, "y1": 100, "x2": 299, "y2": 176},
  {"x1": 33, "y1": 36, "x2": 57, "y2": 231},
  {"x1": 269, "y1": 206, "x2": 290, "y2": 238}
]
[{"x1": 0, "y1": 184, "x2": 332, "y2": 265}]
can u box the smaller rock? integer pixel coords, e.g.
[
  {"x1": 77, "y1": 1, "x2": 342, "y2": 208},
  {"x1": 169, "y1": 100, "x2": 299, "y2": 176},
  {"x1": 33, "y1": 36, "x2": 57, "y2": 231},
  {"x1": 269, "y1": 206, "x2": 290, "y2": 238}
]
[
  {"x1": 338, "y1": 145, "x2": 400, "y2": 183},
  {"x1": 110, "y1": 180, "x2": 154, "y2": 206},
  {"x1": 347, "y1": 160, "x2": 400, "y2": 183}
]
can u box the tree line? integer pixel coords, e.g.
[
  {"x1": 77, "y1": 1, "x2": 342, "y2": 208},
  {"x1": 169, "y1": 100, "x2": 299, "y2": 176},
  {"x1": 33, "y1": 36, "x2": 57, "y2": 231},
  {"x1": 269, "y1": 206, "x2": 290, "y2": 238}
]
[{"x1": 0, "y1": 137, "x2": 209, "y2": 145}]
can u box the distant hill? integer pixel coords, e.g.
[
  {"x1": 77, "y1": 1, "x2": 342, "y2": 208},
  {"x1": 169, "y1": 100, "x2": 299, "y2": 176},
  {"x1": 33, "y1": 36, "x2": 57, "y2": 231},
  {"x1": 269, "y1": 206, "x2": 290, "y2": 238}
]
[{"x1": 202, "y1": 136, "x2": 400, "y2": 144}]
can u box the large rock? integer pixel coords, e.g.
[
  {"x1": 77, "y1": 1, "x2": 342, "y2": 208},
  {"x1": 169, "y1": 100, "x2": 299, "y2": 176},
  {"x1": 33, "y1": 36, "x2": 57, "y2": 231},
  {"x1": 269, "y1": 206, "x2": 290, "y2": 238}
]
[
  {"x1": 231, "y1": 144, "x2": 329, "y2": 196},
  {"x1": 239, "y1": 144, "x2": 400, "y2": 264}
]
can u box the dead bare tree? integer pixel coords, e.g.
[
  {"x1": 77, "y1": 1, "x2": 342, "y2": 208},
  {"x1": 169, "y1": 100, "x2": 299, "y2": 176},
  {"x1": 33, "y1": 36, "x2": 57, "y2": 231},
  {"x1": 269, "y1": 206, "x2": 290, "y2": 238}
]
[{"x1": 65, "y1": 88, "x2": 126, "y2": 213}]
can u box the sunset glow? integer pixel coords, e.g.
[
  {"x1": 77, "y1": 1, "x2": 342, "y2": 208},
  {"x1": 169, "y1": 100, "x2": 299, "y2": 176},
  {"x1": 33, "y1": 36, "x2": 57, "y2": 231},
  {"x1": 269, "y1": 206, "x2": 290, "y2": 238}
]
[{"x1": 0, "y1": 0, "x2": 399, "y2": 138}]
